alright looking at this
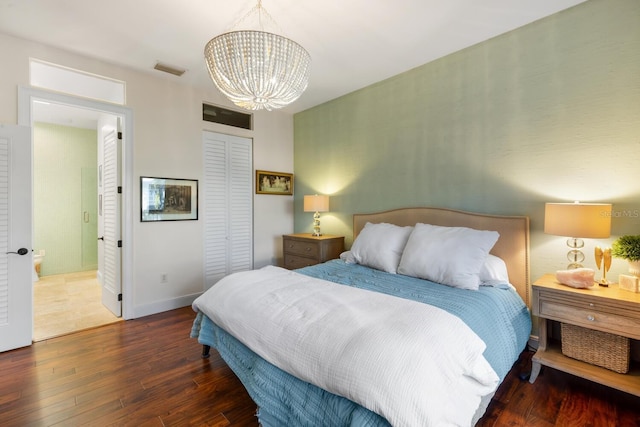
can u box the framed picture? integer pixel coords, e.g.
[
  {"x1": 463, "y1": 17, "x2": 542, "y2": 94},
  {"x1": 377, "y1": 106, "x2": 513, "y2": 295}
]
[
  {"x1": 256, "y1": 170, "x2": 294, "y2": 195},
  {"x1": 141, "y1": 177, "x2": 198, "y2": 222}
]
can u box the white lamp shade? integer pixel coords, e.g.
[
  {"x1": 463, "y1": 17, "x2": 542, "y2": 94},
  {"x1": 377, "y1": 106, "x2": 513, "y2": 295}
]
[
  {"x1": 544, "y1": 203, "x2": 612, "y2": 238},
  {"x1": 304, "y1": 195, "x2": 329, "y2": 212}
]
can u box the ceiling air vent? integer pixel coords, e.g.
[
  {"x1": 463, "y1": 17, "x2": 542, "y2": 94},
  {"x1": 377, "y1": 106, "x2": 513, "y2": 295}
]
[
  {"x1": 153, "y1": 62, "x2": 186, "y2": 76},
  {"x1": 203, "y1": 103, "x2": 252, "y2": 130}
]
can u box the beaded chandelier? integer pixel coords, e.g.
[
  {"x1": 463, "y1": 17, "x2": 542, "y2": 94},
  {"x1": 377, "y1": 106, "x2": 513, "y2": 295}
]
[{"x1": 204, "y1": 1, "x2": 311, "y2": 111}]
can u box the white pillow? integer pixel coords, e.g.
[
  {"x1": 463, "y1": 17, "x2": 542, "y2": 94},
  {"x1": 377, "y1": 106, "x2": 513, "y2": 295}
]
[
  {"x1": 340, "y1": 250, "x2": 356, "y2": 264},
  {"x1": 397, "y1": 223, "x2": 500, "y2": 290},
  {"x1": 350, "y1": 222, "x2": 414, "y2": 274},
  {"x1": 479, "y1": 254, "x2": 509, "y2": 282}
]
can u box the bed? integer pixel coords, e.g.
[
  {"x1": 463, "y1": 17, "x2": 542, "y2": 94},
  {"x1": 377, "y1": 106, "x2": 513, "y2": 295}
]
[{"x1": 191, "y1": 207, "x2": 532, "y2": 426}]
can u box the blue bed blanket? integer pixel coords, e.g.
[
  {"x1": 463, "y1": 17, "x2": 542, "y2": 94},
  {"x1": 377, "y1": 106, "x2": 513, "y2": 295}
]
[{"x1": 191, "y1": 260, "x2": 531, "y2": 426}]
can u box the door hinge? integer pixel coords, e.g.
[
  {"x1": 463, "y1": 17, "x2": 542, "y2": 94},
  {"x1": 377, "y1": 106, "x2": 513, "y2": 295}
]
[
  {"x1": 117, "y1": 186, "x2": 122, "y2": 194},
  {"x1": 117, "y1": 240, "x2": 122, "y2": 248},
  {"x1": 118, "y1": 293, "x2": 122, "y2": 301},
  {"x1": 117, "y1": 131, "x2": 122, "y2": 140}
]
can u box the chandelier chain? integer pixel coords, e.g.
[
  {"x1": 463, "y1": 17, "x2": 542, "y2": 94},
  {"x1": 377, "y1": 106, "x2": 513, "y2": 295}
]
[{"x1": 226, "y1": 0, "x2": 285, "y2": 36}]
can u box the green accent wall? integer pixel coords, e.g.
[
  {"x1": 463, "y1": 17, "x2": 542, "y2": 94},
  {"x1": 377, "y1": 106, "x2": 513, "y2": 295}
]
[
  {"x1": 294, "y1": 0, "x2": 640, "y2": 283},
  {"x1": 34, "y1": 122, "x2": 98, "y2": 276}
]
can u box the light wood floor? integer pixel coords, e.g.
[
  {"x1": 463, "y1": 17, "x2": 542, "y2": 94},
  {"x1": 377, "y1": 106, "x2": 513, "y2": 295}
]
[{"x1": 33, "y1": 270, "x2": 121, "y2": 342}]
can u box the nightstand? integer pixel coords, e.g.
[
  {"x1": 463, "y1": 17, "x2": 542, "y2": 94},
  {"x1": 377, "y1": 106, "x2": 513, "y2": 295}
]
[
  {"x1": 530, "y1": 274, "x2": 640, "y2": 396},
  {"x1": 282, "y1": 233, "x2": 344, "y2": 270}
]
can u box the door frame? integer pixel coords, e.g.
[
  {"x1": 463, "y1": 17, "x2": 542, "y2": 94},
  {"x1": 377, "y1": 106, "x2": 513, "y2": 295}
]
[{"x1": 18, "y1": 86, "x2": 134, "y2": 319}]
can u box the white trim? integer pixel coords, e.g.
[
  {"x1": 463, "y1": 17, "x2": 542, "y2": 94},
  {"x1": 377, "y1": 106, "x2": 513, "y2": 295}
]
[
  {"x1": 132, "y1": 293, "x2": 202, "y2": 319},
  {"x1": 17, "y1": 86, "x2": 134, "y2": 320},
  {"x1": 29, "y1": 58, "x2": 126, "y2": 105}
]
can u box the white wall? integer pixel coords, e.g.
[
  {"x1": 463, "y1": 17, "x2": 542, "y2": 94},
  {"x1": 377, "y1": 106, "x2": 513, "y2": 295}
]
[{"x1": 0, "y1": 32, "x2": 294, "y2": 318}]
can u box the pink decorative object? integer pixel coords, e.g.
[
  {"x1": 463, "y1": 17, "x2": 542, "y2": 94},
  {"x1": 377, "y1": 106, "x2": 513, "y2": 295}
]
[{"x1": 555, "y1": 268, "x2": 595, "y2": 289}]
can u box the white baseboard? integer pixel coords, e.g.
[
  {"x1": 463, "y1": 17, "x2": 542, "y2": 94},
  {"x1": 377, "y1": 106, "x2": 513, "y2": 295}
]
[{"x1": 130, "y1": 292, "x2": 202, "y2": 319}]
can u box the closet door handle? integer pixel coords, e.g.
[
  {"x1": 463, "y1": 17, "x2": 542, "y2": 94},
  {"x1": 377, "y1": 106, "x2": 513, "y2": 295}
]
[{"x1": 98, "y1": 236, "x2": 104, "y2": 241}]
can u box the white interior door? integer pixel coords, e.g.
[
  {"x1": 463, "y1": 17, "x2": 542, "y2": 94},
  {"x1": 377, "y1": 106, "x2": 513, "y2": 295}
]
[
  {"x1": 101, "y1": 126, "x2": 122, "y2": 316},
  {"x1": 0, "y1": 124, "x2": 32, "y2": 352}
]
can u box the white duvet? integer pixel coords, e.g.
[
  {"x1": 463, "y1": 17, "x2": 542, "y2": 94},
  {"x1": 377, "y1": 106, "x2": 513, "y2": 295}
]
[{"x1": 193, "y1": 266, "x2": 499, "y2": 427}]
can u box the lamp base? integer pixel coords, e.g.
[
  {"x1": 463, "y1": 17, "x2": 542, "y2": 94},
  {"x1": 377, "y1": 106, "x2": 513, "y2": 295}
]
[
  {"x1": 566, "y1": 238, "x2": 585, "y2": 269},
  {"x1": 312, "y1": 212, "x2": 322, "y2": 236}
]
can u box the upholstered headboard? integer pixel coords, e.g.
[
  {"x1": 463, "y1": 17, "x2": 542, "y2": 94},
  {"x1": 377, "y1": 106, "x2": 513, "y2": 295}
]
[{"x1": 353, "y1": 207, "x2": 531, "y2": 306}]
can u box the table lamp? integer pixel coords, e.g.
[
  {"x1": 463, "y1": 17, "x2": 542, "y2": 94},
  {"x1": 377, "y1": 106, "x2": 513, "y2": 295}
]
[
  {"x1": 304, "y1": 194, "x2": 329, "y2": 236},
  {"x1": 544, "y1": 202, "x2": 612, "y2": 269}
]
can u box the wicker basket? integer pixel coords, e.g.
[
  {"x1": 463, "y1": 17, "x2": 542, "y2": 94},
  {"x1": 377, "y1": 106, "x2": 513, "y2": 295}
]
[{"x1": 561, "y1": 323, "x2": 630, "y2": 374}]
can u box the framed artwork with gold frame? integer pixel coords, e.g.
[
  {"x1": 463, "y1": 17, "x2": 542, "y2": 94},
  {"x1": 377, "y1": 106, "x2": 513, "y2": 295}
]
[{"x1": 256, "y1": 170, "x2": 293, "y2": 195}]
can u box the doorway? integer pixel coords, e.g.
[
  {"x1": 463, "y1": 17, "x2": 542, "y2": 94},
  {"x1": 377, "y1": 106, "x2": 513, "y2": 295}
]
[
  {"x1": 18, "y1": 86, "x2": 134, "y2": 343},
  {"x1": 31, "y1": 111, "x2": 120, "y2": 340}
]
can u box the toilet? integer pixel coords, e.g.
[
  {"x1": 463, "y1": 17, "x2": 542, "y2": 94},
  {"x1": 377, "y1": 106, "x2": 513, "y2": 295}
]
[{"x1": 33, "y1": 253, "x2": 44, "y2": 281}]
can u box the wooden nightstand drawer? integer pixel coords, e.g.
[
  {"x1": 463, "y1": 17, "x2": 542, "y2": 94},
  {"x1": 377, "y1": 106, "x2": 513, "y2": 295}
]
[
  {"x1": 284, "y1": 239, "x2": 319, "y2": 258},
  {"x1": 539, "y1": 299, "x2": 640, "y2": 336},
  {"x1": 282, "y1": 234, "x2": 344, "y2": 270},
  {"x1": 284, "y1": 254, "x2": 318, "y2": 269},
  {"x1": 534, "y1": 284, "x2": 640, "y2": 339}
]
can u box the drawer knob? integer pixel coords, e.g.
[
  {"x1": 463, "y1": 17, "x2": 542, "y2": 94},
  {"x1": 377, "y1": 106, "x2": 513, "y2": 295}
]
[
  {"x1": 589, "y1": 303, "x2": 595, "y2": 308},
  {"x1": 305, "y1": 247, "x2": 311, "y2": 252},
  {"x1": 587, "y1": 314, "x2": 595, "y2": 322}
]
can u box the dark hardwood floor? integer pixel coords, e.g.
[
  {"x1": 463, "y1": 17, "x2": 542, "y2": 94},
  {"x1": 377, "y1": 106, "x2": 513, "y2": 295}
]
[
  {"x1": 0, "y1": 307, "x2": 257, "y2": 426},
  {"x1": 1, "y1": 306, "x2": 638, "y2": 426},
  {"x1": 479, "y1": 351, "x2": 640, "y2": 427}
]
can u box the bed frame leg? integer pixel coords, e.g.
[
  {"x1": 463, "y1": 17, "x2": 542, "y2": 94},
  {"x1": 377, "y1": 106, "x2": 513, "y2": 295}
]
[{"x1": 201, "y1": 345, "x2": 211, "y2": 359}]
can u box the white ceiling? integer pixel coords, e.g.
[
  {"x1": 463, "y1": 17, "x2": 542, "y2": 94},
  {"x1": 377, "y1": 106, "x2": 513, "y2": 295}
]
[{"x1": 1, "y1": 0, "x2": 587, "y2": 119}]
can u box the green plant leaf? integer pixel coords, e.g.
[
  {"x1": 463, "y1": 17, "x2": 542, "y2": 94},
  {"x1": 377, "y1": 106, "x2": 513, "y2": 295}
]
[{"x1": 611, "y1": 235, "x2": 640, "y2": 261}]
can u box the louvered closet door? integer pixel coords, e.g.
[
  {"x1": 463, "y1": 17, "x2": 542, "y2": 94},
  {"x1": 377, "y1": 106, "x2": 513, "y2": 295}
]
[{"x1": 202, "y1": 131, "x2": 253, "y2": 289}]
